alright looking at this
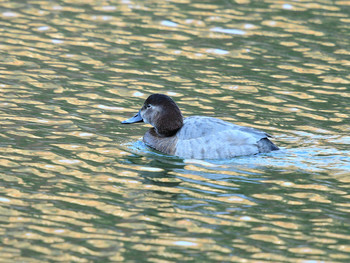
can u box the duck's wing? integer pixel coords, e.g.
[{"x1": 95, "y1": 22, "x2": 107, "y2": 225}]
[
  {"x1": 178, "y1": 116, "x2": 269, "y2": 140},
  {"x1": 174, "y1": 116, "x2": 275, "y2": 159}
]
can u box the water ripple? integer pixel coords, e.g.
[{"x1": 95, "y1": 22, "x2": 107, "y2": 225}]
[{"x1": 0, "y1": 0, "x2": 350, "y2": 262}]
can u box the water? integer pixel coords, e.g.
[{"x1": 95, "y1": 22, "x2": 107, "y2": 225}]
[{"x1": 1, "y1": 0, "x2": 350, "y2": 262}]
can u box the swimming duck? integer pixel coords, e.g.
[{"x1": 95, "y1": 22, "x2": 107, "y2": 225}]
[{"x1": 122, "y1": 94, "x2": 279, "y2": 159}]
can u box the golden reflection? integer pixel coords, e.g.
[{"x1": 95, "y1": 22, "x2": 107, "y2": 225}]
[
  {"x1": 262, "y1": 19, "x2": 324, "y2": 36},
  {"x1": 153, "y1": 56, "x2": 177, "y2": 61},
  {"x1": 258, "y1": 96, "x2": 286, "y2": 103},
  {"x1": 272, "y1": 221, "x2": 299, "y2": 230},
  {"x1": 288, "y1": 247, "x2": 325, "y2": 255},
  {"x1": 321, "y1": 76, "x2": 350, "y2": 84},
  {"x1": 280, "y1": 41, "x2": 298, "y2": 47},
  {"x1": 277, "y1": 64, "x2": 324, "y2": 75},
  {"x1": 0, "y1": 158, "x2": 18, "y2": 167},
  {"x1": 192, "y1": 3, "x2": 219, "y2": 9},
  {"x1": 77, "y1": 152, "x2": 114, "y2": 163},
  {"x1": 296, "y1": 112, "x2": 328, "y2": 121},
  {"x1": 110, "y1": 68, "x2": 156, "y2": 75},
  {"x1": 223, "y1": 84, "x2": 259, "y2": 93},
  {"x1": 252, "y1": 194, "x2": 283, "y2": 201},
  {"x1": 176, "y1": 172, "x2": 238, "y2": 188},
  {"x1": 139, "y1": 166, "x2": 164, "y2": 172},
  {"x1": 335, "y1": 49, "x2": 350, "y2": 55},
  {"x1": 150, "y1": 33, "x2": 191, "y2": 41},
  {"x1": 249, "y1": 234, "x2": 285, "y2": 245},
  {"x1": 252, "y1": 253, "x2": 291, "y2": 261},
  {"x1": 218, "y1": 196, "x2": 256, "y2": 205}
]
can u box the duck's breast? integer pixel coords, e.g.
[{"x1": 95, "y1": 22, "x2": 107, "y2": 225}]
[
  {"x1": 174, "y1": 116, "x2": 269, "y2": 159},
  {"x1": 143, "y1": 128, "x2": 178, "y2": 155}
]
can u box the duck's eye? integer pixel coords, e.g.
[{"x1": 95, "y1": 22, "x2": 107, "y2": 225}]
[{"x1": 146, "y1": 104, "x2": 151, "y2": 108}]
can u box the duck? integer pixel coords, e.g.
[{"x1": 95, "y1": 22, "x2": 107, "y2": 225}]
[{"x1": 122, "y1": 94, "x2": 279, "y2": 159}]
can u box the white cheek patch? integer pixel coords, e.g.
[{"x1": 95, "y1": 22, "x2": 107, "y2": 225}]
[
  {"x1": 143, "y1": 116, "x2": 150, "y2": 124},
  {"x1": 141, "y1": 105, "x2": 161, "y2": 126},
  {"x1": 140, "y1": 110, "x2": 149, "y2": 124}
]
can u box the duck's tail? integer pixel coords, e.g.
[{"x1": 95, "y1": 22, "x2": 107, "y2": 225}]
[{"x1": 257, "y1": 138, "x2": 279, "y2": 153}]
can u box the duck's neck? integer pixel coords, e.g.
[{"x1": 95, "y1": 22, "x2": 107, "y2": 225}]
[
  {"x1": 155, "y1": 115, "x2": 183, "y2": 137},
  {"x1": 155, "y1": 125, "x2": 181, "y2": 137}
]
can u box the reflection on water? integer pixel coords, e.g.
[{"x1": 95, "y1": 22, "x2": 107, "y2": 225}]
[{"x1": 1, "y1": 0, "x2": 350, "y2": 262}]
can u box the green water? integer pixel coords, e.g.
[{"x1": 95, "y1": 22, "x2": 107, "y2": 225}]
[{"x1": 0, "y1": 0, "x2": 349, "y2": 262}]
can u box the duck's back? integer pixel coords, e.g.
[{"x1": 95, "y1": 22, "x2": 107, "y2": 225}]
[{"x1": 174, "y1": 116, "x2": 278, "y2": 159}]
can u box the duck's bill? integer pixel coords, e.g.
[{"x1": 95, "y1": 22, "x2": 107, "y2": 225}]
[{"x1": 121, "y1": 110, "x2": 143, "y2": 124}]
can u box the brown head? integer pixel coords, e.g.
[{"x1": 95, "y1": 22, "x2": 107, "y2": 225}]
[{"x1": 122, "y1": 94, "x2": 183, "y2": 137}]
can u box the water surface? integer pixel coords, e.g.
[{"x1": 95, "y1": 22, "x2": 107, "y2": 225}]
[{"x1": 1, "y1": 0, "x2": 350, "y2": 262}]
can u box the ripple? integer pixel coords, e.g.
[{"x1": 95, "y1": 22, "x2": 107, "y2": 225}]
[
  {"x1": 161, "y1": 20, "x2": 178, "y2": 27},
  {"x1": 282, "y1": 4, "x2": 294, "y2": 10},
  {"x1": 2, "y1": 11, "x2": 18, "y2": 17},
  {"x1": 0, "y1": 197, "x2": 10, "y2": 202},
  {"x1": 210, "y1": 27, "x2": 246, "y2": 35},
  {"x1": 174, "y1": 241, "x2": 197, "y2": 246}
]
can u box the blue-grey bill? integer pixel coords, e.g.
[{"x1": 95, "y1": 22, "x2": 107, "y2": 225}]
[{"x1": 121, "y1": 110, "x2": 143, "y2": 124}]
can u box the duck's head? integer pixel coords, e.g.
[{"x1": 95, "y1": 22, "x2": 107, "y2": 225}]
[{"x1": 122, "y1": 94, "x2": 183, "y2": 137}]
